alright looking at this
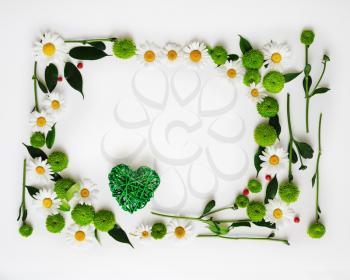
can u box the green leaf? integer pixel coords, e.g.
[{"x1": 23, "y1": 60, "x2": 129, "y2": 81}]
[
  {"x1": 284, "y1": 71, "x2": 302, "y2": 83},
  {"x1": 227, "y1": 54, "x2": 239, "y2": 61},
  {"x1": 59, "y1": 200, "x2": 71, "y2": 211},
  {"x1": 208, "y1": 223, "x2": 230, "y2": 235},
  {"x1": 312, "y1": 173, "x2": 317, "y2": 187},
  {"x1": 45, "y1": 63, "x2": 58, "y2": 92},
  {"x1": 239, "y1": 35, "x2": 252, "y2": 54},
  {"x1": 23, "y1": 143, "x2": 47, "y2": 160},
  {"x1": 295, "y1": 141, "x2": 314, "y2": 159},
  {"x1": 88, "y1": 41, "x2": 106, "y2": 50},
  {"x1": 65, "y1": 183, "x2": 81, "y2": 201},
  {"x1": 26, "y1": 186, "x2": 39, "y2": 198},
  {"x1": 46, "y1": 124, "x2": 56, "y2": 149},
  {"x1": 268, "y1": 232, "x2": 275, "y2": 238},
  {"x1": 230, "y1": 221, "x2": 251, "y2": 228},
  {"x1": 254, "y1": 146, "x2": 264, "y2": 176},
  {"x1": 317, "y1": 205, "x2": 321, "y2": 213},
  {"x1": 69, "y1": 46, "x2": 108, "y2": 60},
  {"x1": 51, "y1": 172, "x2": 62, "y2": 182},
  {"x1": 108, "y1": 224, "x2": 133, "y2": 248},
  {"x1": 312, "y1": 87, "x2": 330, "y2": 96},
  {"x1": 288, "y1": 141, "x2": 298, "y2": 164},
  {"x1": 269, "y1": 115, "x2": 281, "y2": 138},
  {"x1": 253, "y1": 220, "x2": 276, "y2": 229},
  {"x1": 201, "y1": 200, "x2": 215, "y2": 217},
  {"x1": 94, "y1": 229, "x2": 101, "y2": 244},
  {"x1": 64, "y1": 62, "x2": 84, "y2": 97},
  {"x1": 264, "y1": 175, "x2": 278, "y2": 204},
  {"x1": 37, "y1": 79, "x2": 48, "y2": 93},
  {"x1": 303, "y1": 76, "x2": 312, "y2": 92}
]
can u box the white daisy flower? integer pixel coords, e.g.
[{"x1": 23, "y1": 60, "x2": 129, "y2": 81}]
[
  {"x1": 33, "y1": 188, "x2": 61, "y2": 215},
  {"x1": 167, "y1": 220, "x2": 195, "y2": 243},
  {"x1": 262, "y1": 41, "x2": 291, "y2": 71},
  {"x1": 161, "y1": 42, "x2": 182, "y2": 66},
  {"x1": 265, "y1": 198, "x2": 295, "y2": 229},
  {"x1": 247, "y1": 83, "x2": 268, "y2": 103},
  {"x1": 136, "y1": 41, "x2": 160, "y2": 66},
  {"x1": 29, "y1": 110, "x2": 54, "y2": 135},
  {"x1": 73, "y1": 179, "x2": 99, "y2": 205},
  {"x1": 33, "y1": 32, "x2": 67, "y2": 65},
  {"x1": 260, "y1": 144, "x2": 288, "y2": 176},
  {"x1": 43, "y1": 92, "x2": 65, "y2": 115},
  {"x1": 66, "y1": 224, "x2": 95, "y2": 246},
  {"x1": 219, "y1": 60, "x2": 244, "y2": 84},
  {"x1": 27, "y1": 157, "x2": 53, "y2": 185},
  {"x1": 183, "y1": 41, "x2": 211, "y2": 68},
  {"x1": 134, "y1": 223, "x2": 152, "y2": 241}
]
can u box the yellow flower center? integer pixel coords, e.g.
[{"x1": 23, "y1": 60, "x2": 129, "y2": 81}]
[
  {"x1": 174, "y1": 226, "x2": 186, "y2": 239},
  {"x1": 226, "y1": 68, "x2": 237, "y2": 78},
  {"x1": 144, "y1": 50, "x2": 156, "y2": 62},
  {"x1": 35, "y1": 166, "x2": 45, "y2": 175},
  {"x1": 190, "y1": 50, "x2": 202, "y2": 62},
  {"x1": 271, "y1": 52, "x2": 282, "y2": 63},
  {"x1": 80, "y1": 188, "x2": 90, "y2": 198},
  {"x1": 141, "y1": 230, "x2": 150, "y2": 238},
  {"x1": 273, "y1": 208, "x2": 283, "y2": 219},
  {"x1": 42, "y1": 42, "x2": 56, "y2": 57},
  {"x1": 250, "y1": 88, "x2": 259, "y2": 97},
  {"x1": 167, "y1": 50, "x2": 178, "y2": 61},
  {"x1": 269, "y1": 155, "x2": 280, "y2": 165},
  {"x1": 74, "y1": 230, "x2": 86, "y2": 242},
  {"x1": 36, "y1": 116, "x2": 47, "y2": 127},
  {"x1": 42, "y1": 198, "x2": 53, "y2": 208},
  {"x1": 51, "y1": 100, "x2": 60, "y2": 110}
]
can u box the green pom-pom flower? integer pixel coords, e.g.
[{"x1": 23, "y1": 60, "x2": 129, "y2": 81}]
[
  {"x1": 112, "y1": 39, "x2": 136, "y2": 59},
  {"x1": 151, "y1": 222, "x2": 167, "y2": 240},
  {"x1": 246, "y1": 201, "x2": 266, "y2": 222},
  {"x1": 30, "y1": 132, "x2": 45, "y2": 148},
  {"x1": 235, "y1": 194, "x2": 249, "y2": 208},
  {"x1": 248, "y1": 179, "x2": 262, "y2": 193},
  {"x1": 47, "y1": 151, "x2": 68, "y2": 172},
  {"x1": 54, "y1": 178, "x2": 75, "y2": 199},
  {"x1": 19, "y1": 223, "x2": 33, "y2": 237},
  {"x1": 93, "y1": 210, "x2": 116, "y2": 232},
  {"x1": 257, "y1": 97, "x2": 279, "y2": 118},
  {"x1": 242, "y1": 49, "x2": 264, "y2": 70},
  {"x1": 307, "y1": 222, "x2": 326, "y2": 239},
  {"x1": 209, "y1": 46, "x2": 228, "y2": 65},
  {"x1": 279, "y1": 182, "x2": 300, "y2": 203},
  {"x1": 46, "y1": 214, "x2": 65, "y2": 233},
  {"x1": 254, "y1": 123, "x2": 277, "y2": 147},
  {"x1": 243, "y1": 69, "x2": 261, "y2": 86},
  {"x1": 300, "y1": 30, "x2": 315, "y2": 46},
  {"x1": 71, "y1": 204, "x2": 95, "y2": 226},
  {"x1": 263, "y1": 71, "x2": 285, "y2": 94}
]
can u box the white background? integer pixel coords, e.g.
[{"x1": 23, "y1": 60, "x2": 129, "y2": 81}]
[{"x1": 1, "y1": 0, "x2": 350, "y2": 279}]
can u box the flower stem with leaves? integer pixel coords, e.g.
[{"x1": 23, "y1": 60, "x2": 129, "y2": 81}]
[
  {"x1": 32, "y1": 62, "x2": 39, "y2": 112},
  {"x1": 17, "y1": 159, "x2": 28, "y2": 224}
]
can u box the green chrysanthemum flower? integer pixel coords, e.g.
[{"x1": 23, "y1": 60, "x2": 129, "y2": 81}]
[
  {"x1": 307, "y1": 222, "x2": 326, "y2": 239},
  {"x1": 47, "y1": 151, "x2": 68, "y2": 172},
  {"x1": 300, "y1": 30, "x2": 315, "y2": 46},
  {"x1": 248, "y1": 179, "x2": 262, "y2": 193},
  {"x1": 279, "y1": 182, "x2": 300, "y2": 203},
  {"x1": 30, "y1": 132, "x2": 45, "y2": 148},
  {"x1": 54, "y1": 178, "x2": 75, "y2": 199},
  {"x1": 235, "y1": 194, "x2": 249, "y2": 208},
  {"x1": 46, "y1": 214, "x2": 65, "y2": 233},
  {"x1": 242, "y1": 49, "x2": 264, "y2": 70},
  {"x1": 243, "y1": 69, "x2": 261, "y2": 86},
  {"x1": 257, "y1": 96, "x2": 279, "y2": 118},
  {"x1": 112, "y1": 38, "x2": 136, "y2": 59},
  {"x1": 263, "y1": 71, "x2": 285, "y2": 94},
  {"x1": 71, "y1": 204, "x2": 95, "y2": 226},
  {"x1": 93, "y1": 210, "x2": 116, "y2": 232},
  {"x1": 254, "y1": 123, "x2": 277, "y2": 147},
  {"x1": 209, "y1": 46, "x2": 228, "y2": 65},
  {"x1": 19, "y1": 223, "x2": 33, "y2": 237},
  {"x1": 246, "y1": 201, "x2": 266, "y2": 222},
  {"x1": 151, "y1": 222, "x2": 167, "y2": 240}
]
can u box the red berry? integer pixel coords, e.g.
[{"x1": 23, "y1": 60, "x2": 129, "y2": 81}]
[
  {"x1": 243, "y1": 188, "x2": 249, "y2": 196},
  {"x1": 77, "y1": 62, "x2": 83, "y2": 69},
  {"x1": 265, "y1": 174, "x2": 272, "y2": 181},
  {"x1": 57, "y1": 76, "x2": 63, "y2": 82},
  {"x1": 294, "y1": 216, "x2": 300, "y2": 223}
]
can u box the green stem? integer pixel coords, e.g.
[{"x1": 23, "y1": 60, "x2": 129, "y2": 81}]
[
  {"x1": 64, "y1": 38, "x2": 116, "y2": 44},
  {"x1": 197, "y1": 234, "x2": 289, "y2": 245},
  {"x1": 215, "y1": 219, "x2": 250, "y2": 224},
  {"x1": 201, "y1": 206, "x2": 235, "y2": 218},
  {"x1": 287, "y1": 93, "x2": 293, "y2": 181},
  {"x1": 33, "y1": 62, "x2": 39, "y2": 112},
  {"x1": 20, "y1": 159, "x2": 27, "y2": 222},
  {"x1": 315, "y1": 113, "x2": 323, "y2": 221},
  {"x1": 310, "y1": 61, "x2": 328, "y2": 97},
  {"x1": 305, "y1": 46, "x2": 310, "y2": 133},
  {"x1": 151, "y1": 211, "x2": 202, "y2": 222}
]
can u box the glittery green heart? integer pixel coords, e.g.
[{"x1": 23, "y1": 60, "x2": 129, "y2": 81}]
[{"x1": 108, "y1": 164, "x2": 160, "y2": 213}]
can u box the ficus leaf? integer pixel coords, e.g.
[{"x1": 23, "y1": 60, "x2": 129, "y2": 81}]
[
  {"x1": 269, "y1": 115, "x2": 281, "y2": 138},
  {"x1": 108, "y1": 224, "x2": 133, "y2": 248},
  {"x1": 201, "y1": 200, "x2": 215, "y2": 217},
  {"x1": 69, "y1": 46, "x2": 108, "y2": 60},
  {"x1": 227, "y1": 54, "x2": 239, "y2": 61},
  {"x1": 37, "y1": 79, "x2": 48, "y2": 93},
  {"x1": 239, "y1": 35, "x2": 252, "y2": 54},
  {"x1": 46, "y1": 124, "x2": 56, "y2": 149},
  {"x1": 26, "y1": 186, "x2": 39, "y2": 198},
  {"x1": 88, "y1": 41, "x2": 106, "y2": 51},
  {"x1": 295, "y1": 141, "x2": 314, "y2": 159},
  {"x1": 284, "y1": 71, "x2": 302, "y2": 83},
  {"x1": 254, "y1": 146, "x2": 264, "y2": 176},
  {"x1": 64, "y1": 62, "x2": 84, "y2": 97},
  {"x1": 23, "y1": 143, "x2": 47, "y2": 160},
  {"x1": 264, "y1": 175, "x2": 278, "y2": 204},
  {"x1": 253, "y1": 219, "x2": 276, "y2": 229},
  {"x1": 45, "y1": 63, "x2": 58, "y2": 92}
]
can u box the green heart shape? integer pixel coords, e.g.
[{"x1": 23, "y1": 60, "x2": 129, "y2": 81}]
[{"x1": 108, "y1": 164, "x2": 160, "y2": 213}]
